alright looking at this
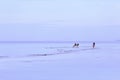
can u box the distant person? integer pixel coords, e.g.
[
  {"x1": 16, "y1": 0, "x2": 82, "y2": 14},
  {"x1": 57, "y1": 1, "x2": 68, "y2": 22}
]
[
  {"x1": 73, "y1": 43, "x2": 77, "y2": 48},
  {"x1": 76, "y1": 43, "x2": 79, "y2": 47},
  {"x1": 93, "y1": 42, "x2": 95, "y2": 48}
]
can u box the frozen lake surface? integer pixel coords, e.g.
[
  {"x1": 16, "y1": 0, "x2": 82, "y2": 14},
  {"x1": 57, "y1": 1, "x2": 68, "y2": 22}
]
[{"x1": 0, "y1": 42, "x2": 120, "y2": 80}]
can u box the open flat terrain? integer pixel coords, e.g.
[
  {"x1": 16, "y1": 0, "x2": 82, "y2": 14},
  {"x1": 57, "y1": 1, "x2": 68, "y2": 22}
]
[{"x1": 0, "y1": 43, "x2": 120, "y2": 80}]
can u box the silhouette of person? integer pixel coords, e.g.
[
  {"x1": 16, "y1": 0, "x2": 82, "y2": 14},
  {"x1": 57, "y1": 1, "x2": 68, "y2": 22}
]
[
  {"x1": 73, "y1": 43, "x2": 77, "y2": 48},
  {"x1": 93, "y1": 42, "x2": 95, "y2": 48},
  {"x1": 76, "y1": 43, "x2": 79, "y2": 47}
]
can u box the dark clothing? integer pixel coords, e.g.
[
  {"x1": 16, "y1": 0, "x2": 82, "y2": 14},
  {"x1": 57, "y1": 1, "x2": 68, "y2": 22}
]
[
  {"x1": 73, "y1": 43, "x2": 79, "y2": 48},
  {"x1": 93, "y1": 42, "x2": 95, "y2": 48}
]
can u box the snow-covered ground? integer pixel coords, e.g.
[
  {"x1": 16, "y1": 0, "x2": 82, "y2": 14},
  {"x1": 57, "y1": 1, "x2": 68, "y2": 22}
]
[{"x1": 0, "y1": 43, "x2": 120, "y2": 80}]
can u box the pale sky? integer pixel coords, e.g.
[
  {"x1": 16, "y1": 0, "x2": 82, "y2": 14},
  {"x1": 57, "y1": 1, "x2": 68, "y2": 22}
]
[{"x1": 0, "y1": 0, "x2": 120, "y2": 41}]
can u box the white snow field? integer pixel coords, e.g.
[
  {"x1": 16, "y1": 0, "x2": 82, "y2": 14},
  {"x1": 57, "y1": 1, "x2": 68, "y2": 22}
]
[{"x1": 0, "y1": 42, "x2": 120, "y2": 80}]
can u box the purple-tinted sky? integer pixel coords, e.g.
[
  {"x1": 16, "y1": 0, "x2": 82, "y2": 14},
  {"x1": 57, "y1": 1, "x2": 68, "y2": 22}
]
[{"x1": 0, "y1": 0, "x2": 120, "y2": 41}]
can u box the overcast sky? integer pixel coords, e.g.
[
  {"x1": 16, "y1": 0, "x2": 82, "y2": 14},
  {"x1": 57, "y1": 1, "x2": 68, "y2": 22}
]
[{"x1": 0, "y1": 0, "x2": 120, "y2": 41}]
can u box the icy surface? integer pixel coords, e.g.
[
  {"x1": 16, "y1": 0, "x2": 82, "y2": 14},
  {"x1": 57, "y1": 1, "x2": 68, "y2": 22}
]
[{"x1": 0, "y1": 43, "x2": 120, "y2": 80}]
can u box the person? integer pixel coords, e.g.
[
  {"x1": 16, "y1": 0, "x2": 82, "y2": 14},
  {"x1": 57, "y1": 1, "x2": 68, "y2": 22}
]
[
  {"x1": 73, "y1": 43, "x2": 77, "y2": 48},
  {"x1": 93, "y1": 42, "x2": 95, "y2": 48},
  {"x1": 76, "y1": 43, "x2": 79, "y2": 47}
]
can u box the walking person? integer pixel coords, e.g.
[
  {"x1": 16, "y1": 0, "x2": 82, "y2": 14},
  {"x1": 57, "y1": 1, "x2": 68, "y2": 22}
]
[
  {"x1": 73, "y1": 43, "x2": 77, "y2": 48},
  {"x1": 93, "y1": 42, "x2": 95, "y2": 48},
  {"x1": 76, "y1": 43, "x2": 79, "y2": 48}
]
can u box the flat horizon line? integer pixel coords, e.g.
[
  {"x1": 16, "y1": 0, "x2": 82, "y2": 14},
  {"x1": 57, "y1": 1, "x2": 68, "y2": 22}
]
[{"x1": 0, "y1": 41, "x2": 118, "y2": 43}]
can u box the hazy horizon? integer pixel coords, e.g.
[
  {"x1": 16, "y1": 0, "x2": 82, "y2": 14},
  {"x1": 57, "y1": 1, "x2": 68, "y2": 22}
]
[{"x1": 0, "y1": 0, "x2": 120, "y2": 41}]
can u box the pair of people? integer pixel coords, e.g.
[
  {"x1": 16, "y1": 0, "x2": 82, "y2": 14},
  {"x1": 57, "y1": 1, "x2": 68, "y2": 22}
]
[
  {"x1": 73, "y1": 43, "x2": 79, "y2": 48},
  {"x1": 73, "y1": 42, "x2": 96, "y2": 48}
]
